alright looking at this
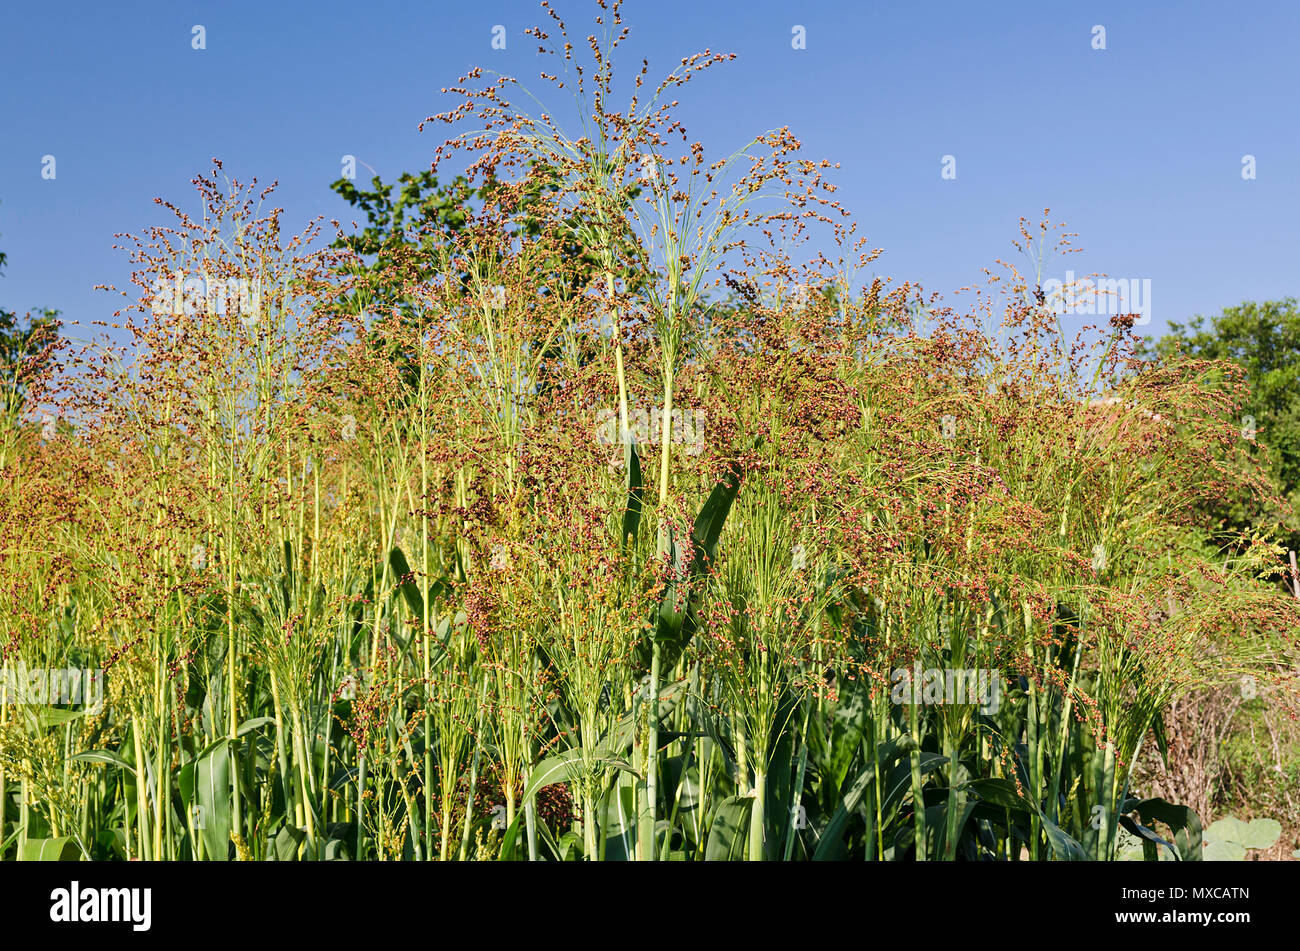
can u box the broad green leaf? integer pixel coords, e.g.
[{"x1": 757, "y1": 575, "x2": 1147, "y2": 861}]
[
  {"x1": 1203, "y1": 839, "x2": 1248, "y2": 861},
  {"x1": 1205, "y1": 816, "x2": 1251, "y2": 846},
  {"x1": 498, "y1": 810, "x2": 526, "y2": 861},
  {"x1": 24, "y1": 707, "x2": 85, "y2": 732},
  {"x1": 705, "y1": 795, "x2": 753, "y2": 861},
  {"x1": 523, "y1": 750, "x2": 583, "y2": 800},
  {"x1": 1127, "y1": 798, "x2": 1202, "y2": 861},
  {"x1": 1039, "y1": 813, "x2": 1090, "y2": 861},
  {"x1": 647, "y1": 462, "x2": 743, "y2": 667},
  {"x1": 962, "y1": 777, "x2": 1031, "y2": 812},
  {"x1": 1118, "y1": 815, "x2": 1179, "y2": 862},
  {"x1": 270, "y1": 824, "x2": 307, "y2": 862},
  {"x1": 196, "y1": 738, "x2": 232, "y2": 861},
  {"x1": 1236, "y1": 817, "x2": 1281, "y2": 850},
  {"x1": 21, "y1": 837, "x2": 80, "y2": 861}
]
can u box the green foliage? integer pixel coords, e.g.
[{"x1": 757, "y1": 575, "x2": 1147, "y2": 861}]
[
  {"x1": 1141, "y1": 298, "x2": 1300, "y2": 544},
  {"x1": 329, "y1": 169, "x2": 481, "y2": 318},
  {"x1": 0, "y1": 232, "x2": 58, "y2": 404},
  {"x1": 2, "y1": 8, "x2": 1295, "y2": 866},
  {"x1": 1203, "y1": 815, "x2": 1281, "y2": 860}
]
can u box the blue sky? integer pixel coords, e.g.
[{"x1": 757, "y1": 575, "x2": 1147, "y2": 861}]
[{"x1": 1, "y1": 0, "x2": 1297, "y2": 343}]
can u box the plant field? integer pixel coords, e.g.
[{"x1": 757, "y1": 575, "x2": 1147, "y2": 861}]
[{"x1": 1, "y1": 2, "x2": 1297, "y2": 863}]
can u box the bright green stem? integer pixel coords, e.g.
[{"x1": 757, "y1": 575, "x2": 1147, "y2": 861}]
[
  {"x1": 748, "y1": 769, "x2": 767, "y2": 861},
  {"x1": 639, "y1": 642, "x2": 661, "y2": 861},
  {"x1": 582, "y1": 792, "x2": 598, "y2": 861},
  {"x1": 657, "y1": 369, "x2": 674, "y2": 509},
  {"x1": 942, "y1": 731, "x2": 960, "y2": 860},
  {"x1": 908, "y1": 699, "x2": 927, "y2": 861}
]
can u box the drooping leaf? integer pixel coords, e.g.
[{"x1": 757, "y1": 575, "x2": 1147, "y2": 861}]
[
  {"x1": 1126, "y1": 798, "x2": 1202, "y2": 861},
  {"x1": 70, "y1": 749, "x2": 137, "y2": 774}
]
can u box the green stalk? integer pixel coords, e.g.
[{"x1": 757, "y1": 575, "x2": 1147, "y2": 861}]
[
  {"x1": 1022, "y1": 601, "x2": 1042, "y2": 861},
  {"x1": 132, "y1": 722, "x2": 151, "y2": 860},
  {"x1": 458, "y1": 673, "x2": 490, "y2": 860},
  {"x1": 907, "y1": 694, "x2": 927, "y2": 861},
  {"x1": 419, "y1": 356, "x2": 435, "y2": 861},
  {"x1": 639, "y1": 643, "x2": 660, "y2": 861},
  {"x1": 942, "y1": 728, "x2": 960, "y2": 860},
  {"x1": 784, "y1": 704, "x2": 810, "y2": 861},
  {"x1": 748, "y1": 768, "x2": 767, "y2": 861}
]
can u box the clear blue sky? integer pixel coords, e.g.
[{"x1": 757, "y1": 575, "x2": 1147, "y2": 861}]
[{"x1": 2, "y1": 0, "x2": 1297, "y2": 342}]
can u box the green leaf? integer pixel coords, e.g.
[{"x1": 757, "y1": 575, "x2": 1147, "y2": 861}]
[
  {"x1": 196, "y1": 738, "x2": 232, "y2": 862},
  {"x1": 24, "y1": 707, "x2": 84, "y2": 732},
  {"x1": 70, "y1": 749, "x2": 137, "y2": 774},
  {"x1": 1205, "y1": 815, "x2": 1279, "y2": 852},
  {"x1": 524, "y1": 751, "x2": 583, "y2": 800},
  {"x1": 236, "y1": 716, "x2": 276, "y2": 737},
  {"x1": 1118, "y1": 815, "x2": 1179, "y2": 862},
  {"x1": 1236, "y1": 818, "x2": 1281, "y2": 850},
  {"x1": 621, "y1": 433, "x2": 643, "y2": 546},
  {"x1": 389, "y1": 546, "x2": 424, "y2": 622},
  {"x1": 705, "y1": 796, "x2": 753, "y2": 861},
  {"x1": 690, "y1": 461, "x2": 743, "y2": 568},
  {"x1": 1126, "y1": 798, "x2": 1202, "y2": 861},
  {"x1": 813, "y1": 735, "x2": 920, "y2": 861},
  {"x1": 20, "y1": 837, "x2": 80, "y2": 861},
  {"x1": 1205, "y1": 816, "x2": 1250, "y2": 846},
  {"x1": 648, "y1": 462, "x2": 743, "y2": 667},
  {"x1": 270, "y1": 824, "x2": 307, "y2": 862},
  {"x1": 497, "y1": 810, "x2": 526, "y2": 861},
  {"x1": 1203, "y1": 839, "x2": 1248, "y2": 862},
  {"x1": 1039, "y1": 813, "x2": 1090, "y2": 861},
  {"x1": 962, "y1": 777, "x2": 1032, "y2": 812}
]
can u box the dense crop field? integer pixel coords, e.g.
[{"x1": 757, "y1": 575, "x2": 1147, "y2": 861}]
[{"x1": 2, "y1": 3, "x2": 1297, "y2": 863}]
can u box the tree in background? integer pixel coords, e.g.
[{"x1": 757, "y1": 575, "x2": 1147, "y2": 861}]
[
  {"x1": 1141, "y1": 298, "x2": 1300, "y2": 555},
  {"x1": 1137, "y1": 300, "x2": 1300, "y2": 844},
  {"x1": 329, "y1": 163, "x2": 643, "y2": 401},
  {"x1": 329, "y1": 163, "x2": 641, "y2": 314},
  {"x1": 0, "y1": 230, "x2": 61, "y2": 469},
  {"x1": 329, "y1": 169, "x2": 480, "y2": 320}
]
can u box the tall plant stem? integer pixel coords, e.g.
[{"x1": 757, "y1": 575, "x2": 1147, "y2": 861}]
[
  {"x1": 226, "y1": 457, "x2": 242, "y2": 853},
  {"x1": 639, "y1": 643, "x2": 661, "y2": 860},
  {"x1": 420, "y1": 358, "x2": 434, "y2": 860},
  {"x1": 783, "y1": 703, "x2": 811, "y2": 861},
  {"x1": 458, "y1": 673, "x2": 491, "y2": 860},
  {"x1": 748, "y1": 768, "x2": 767, "y2": 861},
  {"x1": 908, "y1": 696, "x2": 927, "y2": 860},
  {"x1": 640, "y1": 365, "x2": 676, "y2": 861}
]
